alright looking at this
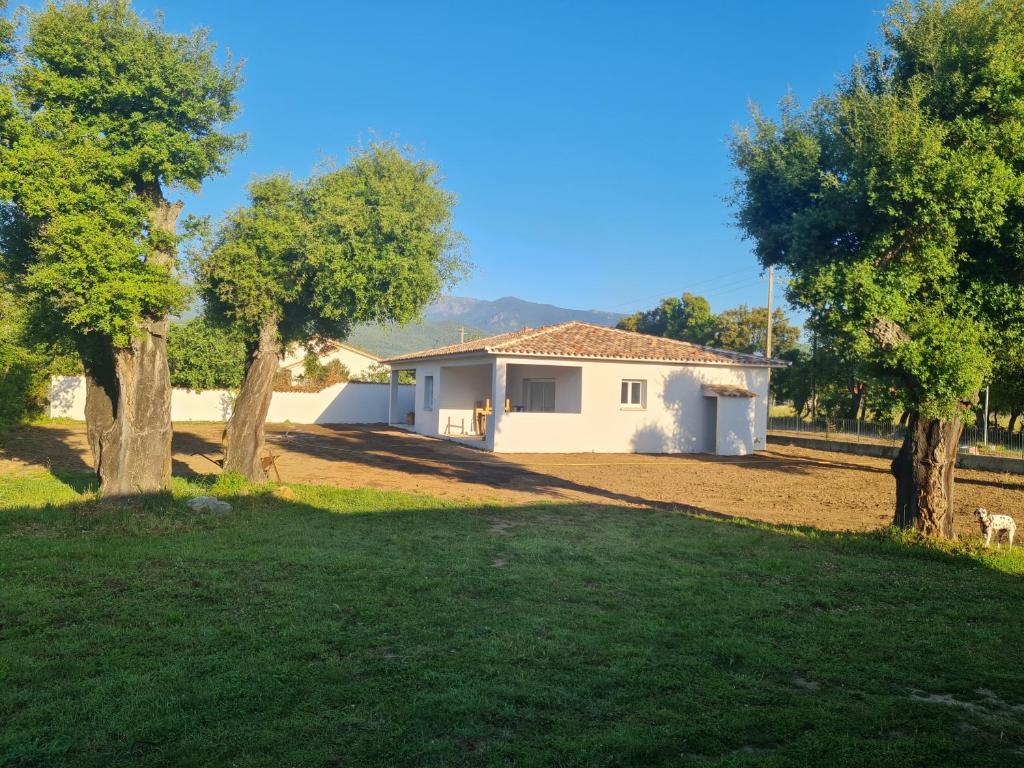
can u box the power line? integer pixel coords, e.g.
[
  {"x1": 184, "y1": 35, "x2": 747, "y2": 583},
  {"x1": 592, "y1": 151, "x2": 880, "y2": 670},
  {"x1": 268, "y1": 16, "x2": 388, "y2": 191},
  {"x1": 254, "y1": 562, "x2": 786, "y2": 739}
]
[{"x1": 604, "y1": 269, "x2": 771, "y2": 311}]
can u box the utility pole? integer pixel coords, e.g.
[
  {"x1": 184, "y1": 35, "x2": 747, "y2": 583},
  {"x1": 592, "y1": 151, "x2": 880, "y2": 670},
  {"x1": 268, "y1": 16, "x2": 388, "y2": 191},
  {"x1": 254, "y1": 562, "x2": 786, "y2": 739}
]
[
  {"x1": 459, "y1": 326, "x2": 465, "y2": 344},
  {"x1": 766, "y1": 266, "x2": 774, "y2": 425},
  {"x1": 766, "y1": 266, "x2": 774, "y2": 359},
  {"x1": 811, "y1": 329, "x2": 818, "y2": 423}
]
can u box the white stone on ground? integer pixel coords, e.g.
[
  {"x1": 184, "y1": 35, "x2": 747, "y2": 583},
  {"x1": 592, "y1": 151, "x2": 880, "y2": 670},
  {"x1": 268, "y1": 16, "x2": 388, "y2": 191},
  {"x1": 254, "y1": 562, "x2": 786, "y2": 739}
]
[{"x1": 186, "y1": 496, "x2": 233, "y2": 514}]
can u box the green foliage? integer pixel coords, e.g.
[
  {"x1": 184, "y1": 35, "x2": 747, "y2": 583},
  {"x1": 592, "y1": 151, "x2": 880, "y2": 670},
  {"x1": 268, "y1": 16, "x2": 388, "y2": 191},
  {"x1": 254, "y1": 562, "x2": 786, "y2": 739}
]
[
  {"x1": 617, "y1": 292, "x2": 799, "y2": 355},
  {"x1": 199, "y1": 174, "x2": 307, "y2": 339},
  {"x1": 166, "y1": 317, "x2": 247, "y2": 391},
  {"x1": 362, "y1": 362, "x2": 415, "y2": 384},
  {"x1": 201, "y1": 142, "x2": 465, "y2": 350},
  {"x1": 715, "y1": 304, "x2": 799, "y2": 355},
  {"x1": 0, "y1": 293, "x2": 48, "y2": 424},
  {"x1": 730, "y1": 0, "x2": 1024, "y2": 419},
  {"x1": 0, "y1": 286, "x2": 78, "y2": 424},
  {"x1": 301, "y1": 354, "x2": 350, "y2": 388},
  {"x1": 0, "y1": 0, "x2": 243, "y2": 349},
  {"x1": 771, "y1": 347, "x2": 814, "y2": 415},
  {"x1": 617, "y1": 292, "x2": 717, "y2": 345}
]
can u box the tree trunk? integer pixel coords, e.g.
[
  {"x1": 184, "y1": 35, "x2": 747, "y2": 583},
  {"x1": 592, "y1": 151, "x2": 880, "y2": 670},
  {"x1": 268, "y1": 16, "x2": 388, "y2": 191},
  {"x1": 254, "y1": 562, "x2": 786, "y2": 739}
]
[
  {"x1": 890, "y1": 412, "x2": 962, "y2": 538},
  {"x1": 1009, "y1": 411, "x2": 1020, "y2": 435},
  {"x1": 222, "y1": 317, "x2": 281, "y2": 482},
  {"x1": 77, "y1": 336, "x2": 116, "y2": 469},
  {"x1": 847, "y1": 379, "x2": 864, "y2": 420},
  {"x1": 87, "y1": 188, "x2": 181, "y2": 498},
  {"x1": 92, "y1": 320, "x2": 174, "y2": 497}
]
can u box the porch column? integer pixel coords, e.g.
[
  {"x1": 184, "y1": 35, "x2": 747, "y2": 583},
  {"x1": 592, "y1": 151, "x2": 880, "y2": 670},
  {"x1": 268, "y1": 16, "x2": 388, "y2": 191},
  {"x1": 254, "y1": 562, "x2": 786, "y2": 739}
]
[
  {"x1": 388, "y1": 368, "x2": 401, "y2": 425},
  {"x1": 487, "y1": 358, "x2": 507, "y2": 451}
]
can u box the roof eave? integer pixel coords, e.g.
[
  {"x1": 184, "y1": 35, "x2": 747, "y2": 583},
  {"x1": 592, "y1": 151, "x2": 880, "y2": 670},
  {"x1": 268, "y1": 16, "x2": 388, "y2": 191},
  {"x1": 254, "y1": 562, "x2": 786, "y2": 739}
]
[{"x1": 384, "y1": 349, "x2": 786, "y2": 368}]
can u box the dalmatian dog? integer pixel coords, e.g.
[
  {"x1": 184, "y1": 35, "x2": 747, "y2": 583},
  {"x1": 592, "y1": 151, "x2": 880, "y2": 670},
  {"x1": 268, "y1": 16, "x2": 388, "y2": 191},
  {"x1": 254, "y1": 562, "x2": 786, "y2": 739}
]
[{"x1": 975, "y1": 507, "x2": 1016, "y2": 550}]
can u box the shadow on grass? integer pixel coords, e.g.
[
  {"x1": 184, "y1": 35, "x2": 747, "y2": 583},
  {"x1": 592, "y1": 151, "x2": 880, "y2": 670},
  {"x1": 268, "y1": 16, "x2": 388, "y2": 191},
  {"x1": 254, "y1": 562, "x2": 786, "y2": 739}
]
[
  {"x1": 55, "y1": 471, "x2": 99, "y2": 495},
  {"x1": 0, "y1": 423, "x2": 94, "y2": 474},
  {"x1": 2, "y1": 480, "x2": 1023, "y2": 767}
]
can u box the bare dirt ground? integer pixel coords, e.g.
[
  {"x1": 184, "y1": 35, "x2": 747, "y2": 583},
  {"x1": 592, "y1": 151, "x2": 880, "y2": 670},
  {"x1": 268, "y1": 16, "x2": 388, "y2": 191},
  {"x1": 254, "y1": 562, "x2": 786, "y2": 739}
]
[{"x1": 3, "y1": 422, "x2": 1023, "y2": 536}]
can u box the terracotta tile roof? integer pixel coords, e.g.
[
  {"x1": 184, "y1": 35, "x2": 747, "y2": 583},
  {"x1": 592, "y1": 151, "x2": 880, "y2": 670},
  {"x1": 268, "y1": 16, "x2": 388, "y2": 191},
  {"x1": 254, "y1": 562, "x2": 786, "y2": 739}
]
[{"x1": 383, "y1": 321, "x2": 787, "y2": 367}]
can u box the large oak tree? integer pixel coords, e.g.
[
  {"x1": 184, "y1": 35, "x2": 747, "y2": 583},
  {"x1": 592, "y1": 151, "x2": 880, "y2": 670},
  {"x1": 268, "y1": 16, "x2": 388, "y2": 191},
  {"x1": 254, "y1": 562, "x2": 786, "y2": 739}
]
[
  {"x1": 0, "y1": 0, "x2": 243, "y2": 496},
  {"x1": 201, "y1": 143, "x2": 464, "y2": 481},
  {"x1": 730, "y1": 0, "x2": 1024, "y2": 536}
]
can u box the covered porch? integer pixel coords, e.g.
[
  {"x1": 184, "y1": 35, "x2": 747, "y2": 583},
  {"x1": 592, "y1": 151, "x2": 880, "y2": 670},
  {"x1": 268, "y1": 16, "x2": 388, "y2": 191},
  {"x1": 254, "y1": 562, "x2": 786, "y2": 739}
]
[{"x1": 387, "y1": 357, "x2": 584, "y2": 450}]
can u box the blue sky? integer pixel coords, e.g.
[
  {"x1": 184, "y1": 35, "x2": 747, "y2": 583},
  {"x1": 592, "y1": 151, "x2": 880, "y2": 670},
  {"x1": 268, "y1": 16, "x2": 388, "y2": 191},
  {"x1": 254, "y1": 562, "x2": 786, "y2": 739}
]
[{"x1": 131, "y1": 0, "x2": 885, "y2": 317}]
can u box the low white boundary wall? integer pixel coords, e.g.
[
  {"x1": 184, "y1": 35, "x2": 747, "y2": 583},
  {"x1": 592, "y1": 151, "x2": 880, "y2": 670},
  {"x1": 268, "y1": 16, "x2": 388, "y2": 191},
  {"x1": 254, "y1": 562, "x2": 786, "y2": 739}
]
[{"x1": 49, "y1": 376, "x2": 414, "y2": 425}]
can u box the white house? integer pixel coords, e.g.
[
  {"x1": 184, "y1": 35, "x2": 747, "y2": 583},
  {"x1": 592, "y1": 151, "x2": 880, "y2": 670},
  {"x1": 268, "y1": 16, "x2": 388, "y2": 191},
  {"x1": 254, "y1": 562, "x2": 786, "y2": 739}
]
[
  {"x1": 280, "y1": 339, "x2": 381, "y2": 381},
  {"x1": 383, "y1": 321, "x2": 787, "y2": 456}
]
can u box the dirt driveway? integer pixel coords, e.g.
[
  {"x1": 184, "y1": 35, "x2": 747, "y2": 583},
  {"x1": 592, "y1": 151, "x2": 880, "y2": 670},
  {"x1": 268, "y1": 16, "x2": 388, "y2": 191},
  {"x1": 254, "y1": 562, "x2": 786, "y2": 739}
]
[{"x1": 3, "y1": 422, "x2": 1022, "y2": 535}]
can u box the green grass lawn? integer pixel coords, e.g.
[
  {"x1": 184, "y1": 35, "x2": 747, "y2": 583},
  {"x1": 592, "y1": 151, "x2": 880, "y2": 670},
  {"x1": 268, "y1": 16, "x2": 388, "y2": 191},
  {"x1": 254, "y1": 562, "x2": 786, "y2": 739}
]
[{"x1": 1, "y1": 471, "x2": 1023, "y2": 767}]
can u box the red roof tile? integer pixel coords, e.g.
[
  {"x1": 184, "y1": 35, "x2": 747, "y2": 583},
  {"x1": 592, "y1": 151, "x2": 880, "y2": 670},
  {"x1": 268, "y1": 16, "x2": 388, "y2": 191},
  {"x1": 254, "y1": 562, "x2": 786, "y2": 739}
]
[{"x1": 383, "y1": 322, "x2": 787, "y2": 367}]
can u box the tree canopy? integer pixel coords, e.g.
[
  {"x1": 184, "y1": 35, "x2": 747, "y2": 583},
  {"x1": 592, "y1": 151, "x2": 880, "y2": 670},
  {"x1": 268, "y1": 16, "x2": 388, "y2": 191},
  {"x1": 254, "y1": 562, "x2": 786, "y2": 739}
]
[
  {"x1": 730, "y1": 0, "x2": 1024, "y2": 421},
  {"x1": 617, "y1": 292, "x2": 799, "y2": 355},
  {"x1": 716, "y1": 305, "x2": 799, "y2": 356},
  {"x1": 201, "y1": 143, "x2": 464, "y2": 349},
  {"x1": 730, "y1": 0, "x2": 1024, "y2": 534},
  {"x1": 0, "y1": 0, "x2": 244, "y2": 348},
  {"x1": 617, "y1": 293, "x2": 717, "y2": 345}
]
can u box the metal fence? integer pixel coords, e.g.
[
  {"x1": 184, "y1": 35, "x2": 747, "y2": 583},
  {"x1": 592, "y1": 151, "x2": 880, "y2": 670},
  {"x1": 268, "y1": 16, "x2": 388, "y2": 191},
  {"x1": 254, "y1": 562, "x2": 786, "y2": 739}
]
[{"x1": 768, "y1": 416, "x2": 1024, "y2": 457}]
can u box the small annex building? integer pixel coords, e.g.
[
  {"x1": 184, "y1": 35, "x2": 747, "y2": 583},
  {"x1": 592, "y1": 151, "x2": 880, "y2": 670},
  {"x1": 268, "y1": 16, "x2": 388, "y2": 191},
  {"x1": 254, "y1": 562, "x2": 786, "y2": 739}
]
[{"x1": 383, "y1": 321, "x2": 787, "y2": 456}]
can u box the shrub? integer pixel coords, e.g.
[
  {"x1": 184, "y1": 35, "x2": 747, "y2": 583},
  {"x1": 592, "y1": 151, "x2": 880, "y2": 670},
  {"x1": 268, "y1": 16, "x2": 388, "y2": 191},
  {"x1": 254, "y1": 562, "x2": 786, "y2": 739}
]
[
  {"x1": 362, "y1": 362, "x2": 414, "y2": 385},
  {"x1": 167, "y1": 317, "x2": 247, "y2": 391}
]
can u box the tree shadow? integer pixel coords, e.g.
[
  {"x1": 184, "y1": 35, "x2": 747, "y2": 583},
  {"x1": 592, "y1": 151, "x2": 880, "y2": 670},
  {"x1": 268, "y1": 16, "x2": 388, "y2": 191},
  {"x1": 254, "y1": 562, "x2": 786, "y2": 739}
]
[
  {"x1": 6, "y1": 422, "x2": 1023, "y2": 536},
  {"x1": 171, "y1": 427, "x2": 224, "y2": 478},
  {"x1": 0, "y1": 424, "x2": 95, "y2": 494},
  {"x1": 3, "y1": 485, "x2": 1024, "y2": 766},
  {"x1": 260, "y1": 425, "x2": 889, "y2": 532},
  {"x1": 270, "y1": 424, "x2": 686, "y2": 510}
]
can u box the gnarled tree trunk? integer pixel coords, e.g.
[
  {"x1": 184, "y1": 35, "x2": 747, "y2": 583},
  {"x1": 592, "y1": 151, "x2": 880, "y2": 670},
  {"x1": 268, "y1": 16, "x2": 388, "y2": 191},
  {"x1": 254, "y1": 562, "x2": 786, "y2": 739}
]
[
  {"x1": 93, "y1": 319, "x2": 174, "y2": 497},
  {"x1": 81, "y1": 342, "x2": 116, "y2": 468},
  {"x1": 891, "y1": 412, "x2": 962, "y2": 537},
  {"x1": 84, "y1": 189, "x2": 181, "y2": 499},
  {"x1": 223, "y1": 316, "x2": 280, "y2": 481}
]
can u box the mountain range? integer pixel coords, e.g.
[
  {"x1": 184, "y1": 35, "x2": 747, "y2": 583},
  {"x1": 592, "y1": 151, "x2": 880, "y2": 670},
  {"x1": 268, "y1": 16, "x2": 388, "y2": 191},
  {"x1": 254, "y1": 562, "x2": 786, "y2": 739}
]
[{"x1": 347, "y1": 295, "x2": 625, "y2": 357}]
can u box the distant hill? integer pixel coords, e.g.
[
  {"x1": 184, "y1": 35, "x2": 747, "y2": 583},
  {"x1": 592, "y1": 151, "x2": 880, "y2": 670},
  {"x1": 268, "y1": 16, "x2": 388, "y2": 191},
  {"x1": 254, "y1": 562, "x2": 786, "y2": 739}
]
[
  {"x1": 348, "y1": 295, "x2": 624, "y2": 357},
  {"x1": 347, "y1": 320, "x2": 488, "y2": 358},
  {"x1": 424, "y1": 295, "x2": 623, "y2": 334}
]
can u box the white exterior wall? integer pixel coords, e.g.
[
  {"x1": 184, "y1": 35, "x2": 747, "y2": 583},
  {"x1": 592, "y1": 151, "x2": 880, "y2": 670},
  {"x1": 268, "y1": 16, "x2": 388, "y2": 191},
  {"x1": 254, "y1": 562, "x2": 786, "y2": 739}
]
[
  {"x1": 714, "y1": 396, "x2": 756, "y2": 456},
  {"x1": 399, "y1": 356, "x2": 770, "y2": 455},
  {"x1": 408, "y1": 361, "x2": 442, "y2": 436},
  {"x1": 266, "y1": 382, "x2": 413, "y2": 424},
  {"x1": 489, "y1": 356, "x2": 770, "y2": 454},
  {"x1": 492, "y1": 356, "x2": 768, "y2": 453},
  {"x1": 49, "y1": 376, "x2": 413, "y2": 425}
]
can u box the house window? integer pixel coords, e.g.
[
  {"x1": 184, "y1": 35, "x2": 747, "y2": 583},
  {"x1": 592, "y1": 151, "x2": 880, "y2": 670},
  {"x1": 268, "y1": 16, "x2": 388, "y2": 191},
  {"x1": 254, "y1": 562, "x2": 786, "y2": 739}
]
[
  {"x1": 620, "y1": 379, "x2": 646, "y2": 409},
  {"x1": 423, "y1": 375, "x2": 434, "y2": 411},
  {"x1": 524, "y1": 379, "x2": 556, "y2": 412}
]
